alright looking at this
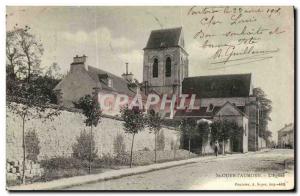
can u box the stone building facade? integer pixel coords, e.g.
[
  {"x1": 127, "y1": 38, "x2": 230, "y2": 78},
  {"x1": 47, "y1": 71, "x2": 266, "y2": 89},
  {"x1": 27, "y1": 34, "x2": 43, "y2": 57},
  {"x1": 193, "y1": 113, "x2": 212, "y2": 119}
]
[
  {"x1": 143, "y1": 27, "x2": 189, "y2": 96},
  {"x1": 54, "y1": 55, "x2": 143, "y2": 116},
  {"x1": 277, "y1": 123, "x2": 294, "y2": 149}
]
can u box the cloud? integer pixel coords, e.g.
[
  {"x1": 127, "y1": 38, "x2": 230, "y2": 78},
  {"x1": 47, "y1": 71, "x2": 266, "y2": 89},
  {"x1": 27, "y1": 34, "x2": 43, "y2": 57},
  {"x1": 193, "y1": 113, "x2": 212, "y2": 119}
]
[{"x1": 60, "y1": 27, "x2": 135, "y2": 50}]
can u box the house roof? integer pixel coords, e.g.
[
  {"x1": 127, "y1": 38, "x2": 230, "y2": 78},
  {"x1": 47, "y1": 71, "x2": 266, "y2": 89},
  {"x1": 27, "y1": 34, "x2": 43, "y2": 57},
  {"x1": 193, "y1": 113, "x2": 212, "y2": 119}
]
[
  {"x1": 214, "y1": 101, "x2": 248, "y2": 117},
  {"x1": 182, "y1": 73, "x2": 252, "y2": 98},
  {"x1": 144, "y1": 27, "x2": 183, "y2": 49},
  {"x1": 87, "y1": 66, "x2": 138, "y2": 97},
  {"x1": 278, "y1": 123, "x2": 294, "y2": 133}
]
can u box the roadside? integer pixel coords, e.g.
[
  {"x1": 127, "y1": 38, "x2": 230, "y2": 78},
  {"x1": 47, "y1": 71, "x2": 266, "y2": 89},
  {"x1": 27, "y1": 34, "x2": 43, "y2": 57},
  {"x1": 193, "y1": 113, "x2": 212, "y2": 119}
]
[{"x1": 7, "y1": 149, "x2": 277, "y2": 191}]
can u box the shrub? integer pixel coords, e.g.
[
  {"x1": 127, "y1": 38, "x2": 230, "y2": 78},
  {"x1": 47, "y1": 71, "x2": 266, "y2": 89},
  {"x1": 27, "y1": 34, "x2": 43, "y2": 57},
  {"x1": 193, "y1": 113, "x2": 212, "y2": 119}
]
[
  {"x1": 40, "y1": 157, "x2": 84, "y2": 170},
  {"x1": 72, "y1": 130, "x2": 98, "y2": 161},
  {"x1": 25, "y1": 129, "x2": 40, "y2": 161},
  {"x1": 113, "y1": 134, "x2": 126, "y2": 155}
]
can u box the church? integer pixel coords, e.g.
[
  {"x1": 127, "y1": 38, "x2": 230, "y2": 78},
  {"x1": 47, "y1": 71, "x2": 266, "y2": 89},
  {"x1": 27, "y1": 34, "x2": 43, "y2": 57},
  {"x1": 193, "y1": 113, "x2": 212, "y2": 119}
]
[{"x1": 54, "y1": 27, "x2": 265, "y2": 153}]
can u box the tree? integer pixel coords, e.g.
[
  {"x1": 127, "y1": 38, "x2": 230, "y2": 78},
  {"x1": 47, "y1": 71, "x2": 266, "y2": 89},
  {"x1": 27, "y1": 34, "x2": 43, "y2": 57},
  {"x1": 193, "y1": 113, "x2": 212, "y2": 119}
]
[
  {"x1": 146, "y1": 110, "x2": 162, "y2": 163},
  {"x1": 6, "y1": 25, "x2": 60, "y2": 184},
  {"x1": 211, "y1": 119, "x2": 243, "y2": 154},
  {"x1": 73, "y1": 94, "x2": 102, "y2": 174},
  {"x1": 72, "y1": 130, "x2": 98, "y2": 161},
  {"x1": 25, "y1": 129, "x2": 40, "y2": 162},
  {"x1": 120, "y1": 106, "x2": 145, "y2": 168},
  {"x1": 6, "y1": 27, "x2": 23, "y2": 80},
  {"x1": 253, "y1": 88, "x2": 272, "y2": 141},
  {"x1": 179, "y1": 118, "x2": 197, "y2": 157},
  {"x1": 7, "y1": 76, "x2": 60, "y2": 184},
  {"x1": 197, "y1": 121, "x2": 210, "y2": 154},
  {"x1": 16, "y1": 25, "x2": 44, "y2": 82},
  {"x1": 45, "y1": 62, "x2": 63, "y2": 80}
]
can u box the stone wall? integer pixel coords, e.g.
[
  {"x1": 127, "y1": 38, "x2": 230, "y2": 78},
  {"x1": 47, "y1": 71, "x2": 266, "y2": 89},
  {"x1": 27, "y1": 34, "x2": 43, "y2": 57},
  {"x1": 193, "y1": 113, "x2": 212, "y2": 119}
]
[{"x1": 6, "y1": 105, "x2": 180, "y2": 161}]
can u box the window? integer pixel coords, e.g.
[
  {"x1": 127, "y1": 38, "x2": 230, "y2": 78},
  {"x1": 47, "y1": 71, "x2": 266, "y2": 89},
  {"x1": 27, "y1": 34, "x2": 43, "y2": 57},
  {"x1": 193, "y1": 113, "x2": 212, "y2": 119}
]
[
  {"x1": 207, "y1": 104, "x2": 214, "y2": 112},
  {"x1": 165, "y1": 57, "x2": 171, "y2": 77},
  {"x1": 108, "y1": 78, "x2": 113, "y2": 88},
  {"x1": 152, "y1": 58, "x2": 158, "y2": 78}
]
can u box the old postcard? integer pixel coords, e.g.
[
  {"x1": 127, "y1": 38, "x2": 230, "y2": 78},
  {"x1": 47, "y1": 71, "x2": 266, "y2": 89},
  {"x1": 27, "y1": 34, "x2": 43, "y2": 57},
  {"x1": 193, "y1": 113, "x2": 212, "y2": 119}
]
[{"x1": 6, "y1": 6, "x2": 294, "y2": 191}]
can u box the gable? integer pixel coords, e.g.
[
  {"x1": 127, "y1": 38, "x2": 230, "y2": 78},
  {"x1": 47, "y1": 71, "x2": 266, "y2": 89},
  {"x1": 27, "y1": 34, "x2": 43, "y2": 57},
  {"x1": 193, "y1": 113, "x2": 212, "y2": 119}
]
[
  {"x1": 54, "y1": 68, "x2": 101, "y2": 104},
  {"x1": 214, "y1": 102, "x2": 244, "y2": 117}
]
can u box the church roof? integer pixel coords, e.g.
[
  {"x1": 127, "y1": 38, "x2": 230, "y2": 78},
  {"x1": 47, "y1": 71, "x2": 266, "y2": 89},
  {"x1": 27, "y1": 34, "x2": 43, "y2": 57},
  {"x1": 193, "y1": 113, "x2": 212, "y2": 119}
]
[
  {"x1": 182, "y1": 73, "x2": 252, "y2": 98},
  {"x1": 144, "y1": 27, "x2": 183, "y2": 49}
]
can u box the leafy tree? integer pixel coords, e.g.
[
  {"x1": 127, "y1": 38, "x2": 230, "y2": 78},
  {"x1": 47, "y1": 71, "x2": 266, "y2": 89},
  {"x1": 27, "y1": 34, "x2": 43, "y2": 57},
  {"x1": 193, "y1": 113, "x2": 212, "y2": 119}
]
[
  {"x1": 6, "y1": 25, "x2": 60, "y2": 184},
  {"x1": 72, "y1": 130, "x2": 98, "y2": 161},
  {"x1": 120, "y1": 106, "x2": 145, "y2": 168},
  {"x1": 45, "y1": 62, "x2": 63, "y2": 80},
  {"x1": 253, "y1": 87, "x2": 272, "y2": 141},
  {"x1": 146, "y1": 110, "x2": 162, "y2": 163},
  {"x1": 179, "y1": 118, "x2": 198, "y2": 157},
  {"x1": 211, "y1": 119, "x2": 243, "y2": 154},
  {"x1": 73, "y1": 94, "x2": 102, "y2": 173},
  {"x1": 25, "y1": 129, "x2": 40, "y2": 162},
  {"x1": 7, "y1": 77, "x2": 60, "y2": 184}
]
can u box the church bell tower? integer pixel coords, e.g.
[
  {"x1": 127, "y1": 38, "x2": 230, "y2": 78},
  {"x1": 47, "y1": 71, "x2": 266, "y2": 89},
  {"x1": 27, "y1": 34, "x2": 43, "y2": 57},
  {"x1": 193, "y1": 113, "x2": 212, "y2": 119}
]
[{"x1": 143, "y1": 27, "x2": 189, "y2": 96}]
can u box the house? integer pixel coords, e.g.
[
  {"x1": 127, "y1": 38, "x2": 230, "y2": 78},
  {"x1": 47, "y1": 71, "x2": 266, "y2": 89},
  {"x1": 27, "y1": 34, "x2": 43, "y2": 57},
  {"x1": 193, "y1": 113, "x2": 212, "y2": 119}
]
[
  {"x1": 277, "y1": 123, "x2": 294, "y2": 149},
  {"x1": 54, "y1": 55, "x2": 143, "y2": 116}
]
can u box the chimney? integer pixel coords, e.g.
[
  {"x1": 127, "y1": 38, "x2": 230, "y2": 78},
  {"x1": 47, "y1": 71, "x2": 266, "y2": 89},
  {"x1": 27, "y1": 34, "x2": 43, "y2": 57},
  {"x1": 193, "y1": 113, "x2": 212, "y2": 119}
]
[
  {"x1": 122, "y1": 62, "x2": 133, "y2": 81},
  {"x1": 70, "y1": 54, "x2": 88, "y2": 72}
]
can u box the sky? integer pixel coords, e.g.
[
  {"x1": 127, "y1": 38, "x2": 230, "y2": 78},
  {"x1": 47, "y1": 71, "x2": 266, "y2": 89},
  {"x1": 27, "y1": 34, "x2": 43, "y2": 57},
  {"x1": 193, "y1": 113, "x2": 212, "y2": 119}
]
[{"x1": 6, "y1": 6, "x2": 294, "y2": 141}]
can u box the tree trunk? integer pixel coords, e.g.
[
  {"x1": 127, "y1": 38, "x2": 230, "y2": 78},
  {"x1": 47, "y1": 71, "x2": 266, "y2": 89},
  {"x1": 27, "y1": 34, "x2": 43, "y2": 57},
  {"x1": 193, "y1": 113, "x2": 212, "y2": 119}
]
[
  {"x1": 22, "y1": 116, "x2": 26, "y2": 184},
  {"x1": 130, "y1": 133, "x2": 135, "y2": 168},
  {"x1": 89, "y1": 125, "x2": 93, "y2": 174},
  {"x1": 26, "y1": 53, "x2": 31, "y2": 82},
  {"x1": 222, "y1": 139, "x2": 225, "y2": 155},
  {"x1": 154, "y1": 132, "x2": 157, "y2": 163},
  {"x1": 188, "y1": 138, "x2": 191, "y2": 158}
]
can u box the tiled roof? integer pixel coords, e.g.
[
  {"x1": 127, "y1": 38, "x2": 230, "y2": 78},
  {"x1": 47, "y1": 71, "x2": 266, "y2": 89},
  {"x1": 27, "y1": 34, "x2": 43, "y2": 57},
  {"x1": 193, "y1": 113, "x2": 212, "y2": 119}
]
[
  {"x1": 182, "y1": 73, "x2": 252, "y2": 98},
  {"x1": 87, "y1": 66, "x2": 138, "y2": 97},
  {"x1": 144, "y1": 27, "x2": 183, "y2": 49}
]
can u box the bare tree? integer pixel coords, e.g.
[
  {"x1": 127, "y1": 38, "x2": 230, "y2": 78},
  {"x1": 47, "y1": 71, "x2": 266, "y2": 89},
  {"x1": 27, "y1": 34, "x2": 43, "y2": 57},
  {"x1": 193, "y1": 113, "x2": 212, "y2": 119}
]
[{"x1": 15, "y1": 25, "x2": 44, "y2": 82}]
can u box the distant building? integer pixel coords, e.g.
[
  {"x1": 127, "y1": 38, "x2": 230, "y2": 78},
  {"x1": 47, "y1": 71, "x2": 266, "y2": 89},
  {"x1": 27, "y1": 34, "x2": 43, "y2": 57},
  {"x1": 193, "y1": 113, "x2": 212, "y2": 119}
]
[{"x1": 277, "y1": 123, "x2": 294, "y2": 149}]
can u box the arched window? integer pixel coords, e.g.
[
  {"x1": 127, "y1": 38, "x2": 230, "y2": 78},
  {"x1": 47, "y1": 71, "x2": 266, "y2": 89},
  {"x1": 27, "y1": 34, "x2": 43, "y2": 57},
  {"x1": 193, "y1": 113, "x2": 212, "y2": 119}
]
[
  {"x1": 152, "y1": 58, "x2": 158, "y2": 78},
  {"x1": 165, "y1": 57, "x2": 171, "y2": 77}
]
